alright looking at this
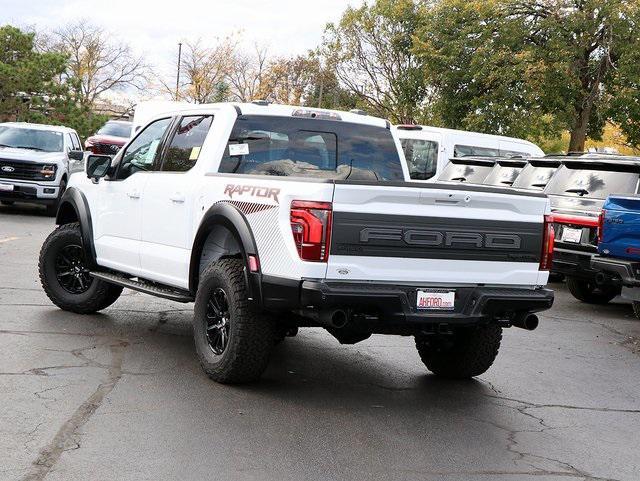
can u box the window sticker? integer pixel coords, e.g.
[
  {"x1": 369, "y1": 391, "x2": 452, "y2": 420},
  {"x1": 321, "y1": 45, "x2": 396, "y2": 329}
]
[
  {"x1": 189, "y1": 146, "x2": 201, "y2": 160},
  {"x1": 229, "y1": 143, "x2": 249, "y2": 156}
]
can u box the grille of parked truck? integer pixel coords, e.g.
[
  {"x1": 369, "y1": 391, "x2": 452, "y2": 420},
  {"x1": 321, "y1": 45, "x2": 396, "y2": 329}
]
[
  {"x1": 38, "y1": 103, "x2": 555, "y2": 384},
  {"x1": 0, "y1": 122, "x2": 84, "y2": 216}
]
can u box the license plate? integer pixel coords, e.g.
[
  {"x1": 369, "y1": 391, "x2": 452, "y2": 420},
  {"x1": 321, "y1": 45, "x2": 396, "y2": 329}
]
[
  {"x1": 561, "y1": 227, "x2": 582, "y2": 244},
  {"x1": 417, "y1": 290, "x2": 455, "y2": 310},
  {"x1": 0, "y1": 184, "x2": 14, "y2": 192}
]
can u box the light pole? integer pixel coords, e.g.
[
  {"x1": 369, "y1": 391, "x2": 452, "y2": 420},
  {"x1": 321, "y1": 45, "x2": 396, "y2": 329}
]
[{"x1": 175, "y1": 42, "x2": 182, "y2": 101}]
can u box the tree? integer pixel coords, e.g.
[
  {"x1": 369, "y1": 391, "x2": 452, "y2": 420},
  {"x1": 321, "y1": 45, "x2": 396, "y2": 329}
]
[
  {"x1": 228, "y1": 44, "x2": 268, "y2": 102},
  {"x1": 415, "y1": 0, "x2": 640, "y2": 151},
  {"x1": 257, "y1": 55, "x2": 319, "y2": 105},
  {"x1": 45, "y1": 21, "x2": 148, "y2": 110},
  {"x1": 175, "y1": 38, "x2": 236, "y2": 103},
  {"x1": 322, "y1": 0, "x2": 429, "y2": 123},
  {"x1": 0, "y1": 25, "x2": 108, "y2": 139}
]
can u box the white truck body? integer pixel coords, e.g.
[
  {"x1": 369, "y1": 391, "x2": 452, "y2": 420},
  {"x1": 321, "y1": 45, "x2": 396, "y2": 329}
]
[{"x1": 394, "y1": 125, "x2": 545, "y2": 182}]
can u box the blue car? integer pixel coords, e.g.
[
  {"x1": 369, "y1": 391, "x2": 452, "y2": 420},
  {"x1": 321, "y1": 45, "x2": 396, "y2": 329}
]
[{"x1": 591, "y1": 194, "x2": 640, "y2": 318}]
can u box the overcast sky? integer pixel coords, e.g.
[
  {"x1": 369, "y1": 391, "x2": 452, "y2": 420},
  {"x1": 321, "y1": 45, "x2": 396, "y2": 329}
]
[{"x1": 1, "y1": 0, "x2": 360, "y2": 98}]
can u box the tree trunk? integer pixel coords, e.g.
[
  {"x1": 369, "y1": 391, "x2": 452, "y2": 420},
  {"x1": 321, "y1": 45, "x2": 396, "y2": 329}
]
[{"x1": 568, "y1": 103, "x2": 591, "y2": 153}]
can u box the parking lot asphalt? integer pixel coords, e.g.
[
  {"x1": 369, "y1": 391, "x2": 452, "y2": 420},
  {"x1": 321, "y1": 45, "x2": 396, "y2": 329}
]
[{"x1": 1, "y1": 203, "x2": 639, "y2": 481}]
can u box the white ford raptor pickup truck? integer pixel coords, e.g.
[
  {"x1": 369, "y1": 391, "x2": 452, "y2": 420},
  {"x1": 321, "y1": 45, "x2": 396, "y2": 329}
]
[{"x1": 39, "y1": 103, "x2": 554, "y2": 383}]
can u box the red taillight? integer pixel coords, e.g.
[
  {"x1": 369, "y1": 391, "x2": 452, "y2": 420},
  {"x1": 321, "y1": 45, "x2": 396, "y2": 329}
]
[
  {"x1": 248, "y1": 254, "x2": 259, "y2": 273},
  {"x1": 290, "y1": 200, "x2": 332, "y2": 262},
  {"x1": 597, "y1": 209, "x2": 606, "y2": 243},
  {"x1": 540, "y1": 215, "x2": 555, "y2": 271},
  {"x1": 553, "y1": 213, "x2": 599, "y2": 228}
]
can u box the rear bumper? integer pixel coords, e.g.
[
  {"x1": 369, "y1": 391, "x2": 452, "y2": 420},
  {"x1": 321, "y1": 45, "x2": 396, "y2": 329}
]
[
  {"x1": 590, "y1": 256, "x2": 640, "y2": 287},
  {"x1": 261, "y1": 276, "x2": 554, "y2": 328},
  {"x1": 552, "y1": 247, "x2": 598, "y2": 280}
]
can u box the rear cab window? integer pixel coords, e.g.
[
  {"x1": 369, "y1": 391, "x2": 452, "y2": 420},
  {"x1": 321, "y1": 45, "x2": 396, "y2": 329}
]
[
  {"x1": 512, "y1": 161, "x2": 561, "y2": 190},
  {"x1": 162, "y1": 115, "x2": 214, "y2": 172},
  {"x1": 544, "y1": 162, "x2": 640, "y2": 199},
  {"x1": 437, "y1": 158, "x2": 496, "y2": 183},
  {"x1": 400, "y1": 138, "x2": 438, "y2": 180},
  {"x1": 482, "y1": 160, "x2": 527, "y2": 187},
  {"x1": 218, "y1": 115, "x2": 403, "y2": 181}
]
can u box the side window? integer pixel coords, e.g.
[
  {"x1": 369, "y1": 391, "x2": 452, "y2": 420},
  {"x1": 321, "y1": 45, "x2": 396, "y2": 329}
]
[
  {"x1": 72, "y1": 134, "x2": 81, "y2": 151},
  {"x1": 162, "y1": 115, "x2": 214, "y2": 172},
  {"x1": 116, "y1": 118, "x2": 172, "y2": 180},
  {"x1": 454, "y1": 144, "x2": 501, "y2": 157},
  {"x1": 401, "y1": 139, "x2": 439, "y2": 180},
  {"x1": 65, "y1": 133, "x2": 74, "y2": 151}
]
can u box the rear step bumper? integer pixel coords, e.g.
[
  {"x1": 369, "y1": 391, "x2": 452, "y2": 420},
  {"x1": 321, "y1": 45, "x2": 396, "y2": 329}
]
[
  {"x1": 552, "y1": 247, "x2": 598, "y2": 280},
  {"x1": 291, "y1": 280, "x2": 554, "y2": 326},
  {"x1": 590, "y1": 256, "x2": 640, "y2": 286}
]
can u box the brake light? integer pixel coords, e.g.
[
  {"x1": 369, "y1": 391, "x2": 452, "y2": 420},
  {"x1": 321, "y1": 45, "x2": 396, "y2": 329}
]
[
  {"x1": 553, "y1": 213, "x2": 599, "y2": 227},
  {"x1": 540, "y1": 215, "x2": 555, "y2": 271},
  {"x1": 597, "y1": 209, "x2": 606, "y2": 243},
  {"x1": 290, "y1": 200, "x2": 332, "y2": 262}
]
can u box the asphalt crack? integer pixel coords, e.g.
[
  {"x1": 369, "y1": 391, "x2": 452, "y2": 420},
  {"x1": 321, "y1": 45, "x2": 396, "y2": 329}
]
[{"x1": 21, "y1": 340, "x2": 128, "y2": 481}]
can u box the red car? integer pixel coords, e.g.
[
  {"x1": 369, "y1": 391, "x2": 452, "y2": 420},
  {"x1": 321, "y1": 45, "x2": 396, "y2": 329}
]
[{"x1": 85, "y1": 120, "x2": 132, "y2": 155}]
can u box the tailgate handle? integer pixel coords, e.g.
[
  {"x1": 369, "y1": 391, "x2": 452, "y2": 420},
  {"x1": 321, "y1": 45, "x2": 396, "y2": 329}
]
[{"x1": 421, "y1": 192, "x2": 471, "y2": 204}]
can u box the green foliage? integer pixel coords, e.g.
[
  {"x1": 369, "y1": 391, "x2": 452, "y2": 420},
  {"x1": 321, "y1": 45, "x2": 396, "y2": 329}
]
[
  {"x1": 414, "y1": 0, "x2": 640, "y2": 151},
  {"x1": 323, "y1": 0, "x2": 429, "y2": 123},
  {"x1": 0, "y1": 25, "x2": 107, "y2": 141}
]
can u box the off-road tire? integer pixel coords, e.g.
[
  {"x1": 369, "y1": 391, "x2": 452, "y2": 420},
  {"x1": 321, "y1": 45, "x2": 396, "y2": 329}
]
[
  {"x1": 39, "y1": 223, "x2": 123, "y2": 313},
  {"x1": 415, "y1": 325, "x2": 502, "y2": 379},
  {"x1": 193, "y1": 258, "x2": 276, "y2": 384},
  {"x1": 632, "y1": 301, "x2": 640, "y2": 320},
  {"x1": 566, "y1": 276, "x2": 619, "y2": 304}
]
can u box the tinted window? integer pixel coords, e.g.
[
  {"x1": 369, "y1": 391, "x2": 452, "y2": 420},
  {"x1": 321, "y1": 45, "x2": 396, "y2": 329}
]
[
  {"x1": 98, "y1": 121, "x2": 132, "y2": 138},
  {"x1": 219, "y1": 115, "x2": 403, "y2": 181},
  {"x1": 483, "y1": 164, "x2": 525, "y2": 186},
  {"x1": 512, "y1": 164, "x2": 559, "y2": 190},
  {"x1": 163, "y1": 115, "x2": 213, "y2": 172},
  {"x1": 401, "y1": 138, "x2": 438, "y2": 180},
  {"x1": 438, "y1": 161, "x2": 494, "y2": 183},
  {"x1": 0, "y1": 126, "x2": 63, "y2": 152},
  {"x1": 454, "y1": 144, "x2": 529, "y2": 158},
  {"x1": 545, "y1": 165, "x2": 639, "y2": 199},
  {"x1": 117, "y1": 118, "x2": 172, "y2": 180}
]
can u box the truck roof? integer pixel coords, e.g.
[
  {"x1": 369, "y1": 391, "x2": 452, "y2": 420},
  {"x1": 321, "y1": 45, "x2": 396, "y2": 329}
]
[
  {"x1": 141, "y1": 102, "x2": 390, "y2": 130},
  {"x1": 0, "y1": 122, "x2": 77, "y2": 134}
]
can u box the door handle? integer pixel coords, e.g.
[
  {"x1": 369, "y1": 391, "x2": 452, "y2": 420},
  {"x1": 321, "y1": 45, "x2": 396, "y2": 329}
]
[
  {"x1": 127, "y1": 190, "x2": 141, "y2": 199},
  {"x1": 169, "y1": 192, "x2": 185, "y2": 203}
]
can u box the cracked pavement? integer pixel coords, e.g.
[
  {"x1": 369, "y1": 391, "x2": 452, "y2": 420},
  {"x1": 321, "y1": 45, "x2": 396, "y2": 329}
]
[{"x1": 1, "y1": 204, "x2": 639, "y2": 481}]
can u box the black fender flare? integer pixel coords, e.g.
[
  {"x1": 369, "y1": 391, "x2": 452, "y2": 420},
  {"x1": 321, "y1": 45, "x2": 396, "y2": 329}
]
[
  {"x1": 55, "y1": 187, "x2": 97, "y2": 269},
  {"x1": 189, "y1": 203, "x2": 261, "y2": 300}
]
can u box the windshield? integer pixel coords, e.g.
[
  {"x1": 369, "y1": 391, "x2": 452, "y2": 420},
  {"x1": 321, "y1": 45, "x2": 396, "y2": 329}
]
[
  {"x1": 437, "y1": 161, "x2": 494, "y2": 183},
  {"x1": 97, "y1": 122, "x2": 132, "y2": 138},
  {"x1": 400, "y1": 138, "x2": 438, "y2": 180},
  {"x1": 219, "y1": 115, "x2": 404, "y2": 181},
  {"x1": 544, "y1": 165, "x2": 638, "y2": 199},
  {"x1": 512, "y1": 164, "x2": 559, "y2": 190},
  {"x1": 0, "y1": 126, "x2": 64, "y2": 152}
]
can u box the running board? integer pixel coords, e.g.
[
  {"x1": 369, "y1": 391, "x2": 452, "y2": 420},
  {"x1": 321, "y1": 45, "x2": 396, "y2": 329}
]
[{"x1": 90, "y1": 271, "x2": 194, "y2": 303}]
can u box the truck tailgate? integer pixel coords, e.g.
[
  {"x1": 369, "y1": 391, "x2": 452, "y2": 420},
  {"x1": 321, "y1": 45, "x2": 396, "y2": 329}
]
[
  {"x1": 328, "y1": 182, "x2": 549, "y2": 286},
  {"x1": 600, "y1": 195, "x2": 640, "y2": 260}
]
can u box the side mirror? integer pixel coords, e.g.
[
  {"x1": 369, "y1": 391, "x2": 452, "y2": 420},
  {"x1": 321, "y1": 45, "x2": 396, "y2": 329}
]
[
  {"x1": 86, "y1": 154, "x2": 112, "y2": 182},
  {"x1": 68, "y1": 150, "x2": 84, "y2": 161}
]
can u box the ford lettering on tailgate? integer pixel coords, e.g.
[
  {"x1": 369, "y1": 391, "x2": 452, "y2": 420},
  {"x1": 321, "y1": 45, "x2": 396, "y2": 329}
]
[{"x1": 331, "y1": 212, "x2": 541, "y2": 263}]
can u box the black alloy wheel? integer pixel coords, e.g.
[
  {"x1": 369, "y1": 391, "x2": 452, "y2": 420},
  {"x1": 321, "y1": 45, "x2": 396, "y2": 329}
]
[
  {"x1": 206, "y1": 288, "x2": 231, "y2": 355},
  {"x1": 55, "y1": 244, "x2": 93, "y2": 294}
]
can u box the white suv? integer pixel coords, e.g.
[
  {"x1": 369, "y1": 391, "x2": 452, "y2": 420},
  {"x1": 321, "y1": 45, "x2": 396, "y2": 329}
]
[
  {"x1": 39, "y1": 103, "x2": 554, "y2": 384},
  {"x1": 0, "y1": 122, "x2": 84, "y2": 215}
]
